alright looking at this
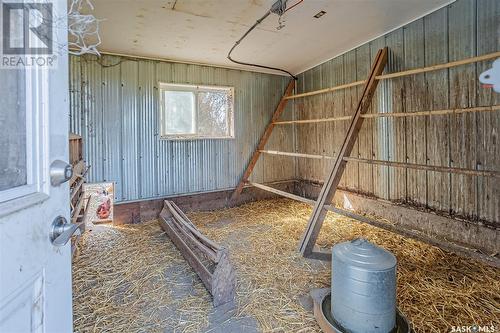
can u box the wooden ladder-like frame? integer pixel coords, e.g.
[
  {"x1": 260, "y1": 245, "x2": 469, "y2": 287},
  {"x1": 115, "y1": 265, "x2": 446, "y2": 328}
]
[
  {"x1": 231, "y1": 48, "x2": 388, "y2": 260},
  {"x1": 229, "y1": 47, "x2": 500, "y2": 267},
  {"x1": 298, "y1": 47, "x2": 388, "y2": 259}
]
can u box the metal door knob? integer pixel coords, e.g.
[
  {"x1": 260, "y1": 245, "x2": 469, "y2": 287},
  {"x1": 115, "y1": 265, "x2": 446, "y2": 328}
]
[
  {"x1": 50, "y1": 216, "x2": 82, "y2": 246},
  {"x1": 50, "y1": 160, "x2": 73, "y2": 186}
]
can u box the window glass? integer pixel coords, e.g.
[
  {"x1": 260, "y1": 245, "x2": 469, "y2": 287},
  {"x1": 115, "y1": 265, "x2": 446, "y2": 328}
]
[
  {"x1": 0, "y1": 70, "x2": 27, "y2": 191},
  {"x1": 197, "y1": 90, "x2": 232, "y2": 137},
  {"x1": 164, "y1": 90, "x2": 195, "y2": 135}
]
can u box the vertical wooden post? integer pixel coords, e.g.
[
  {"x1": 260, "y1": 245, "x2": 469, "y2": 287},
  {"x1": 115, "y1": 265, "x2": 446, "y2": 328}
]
[
  {"x1": 298, "y1": 47, "x2": 388, "y2": 259},
  {"x1": 230, "y1": 79, "x2": 296, "y2": 202}
]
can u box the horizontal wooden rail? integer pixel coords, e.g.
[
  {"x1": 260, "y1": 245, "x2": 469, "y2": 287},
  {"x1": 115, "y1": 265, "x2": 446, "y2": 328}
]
[
  {"x1": 274, "y1": 115, "x2": 352, "y2": 125},
  {"x1": 343, "y1": 157, "x2": 500, "y2": 178},
  {"x1": 248, "y1": 181, "x2": 500, "y2": 267},
  {"x1": 249, "y1": 182, "x2": 323, "y2": 206},
  {"x1": 258, "y1": 150, "x2": 500, "y2": 178},
  {"x1": 259, "y1": 150, "x2": 334, "y2": 160},
  {"x1": 284, "y1": 81, "x2": 365, "y2": 100},
  {"x1": 273, "y1": 105, "x2": 500, "y2": 125},
  {"x1": 285, "y1": 50, "x2": 500, "y2": 100}
]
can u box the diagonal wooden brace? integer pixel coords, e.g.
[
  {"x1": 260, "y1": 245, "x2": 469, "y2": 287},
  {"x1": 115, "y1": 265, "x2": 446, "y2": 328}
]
[
  {"x1": 298, "y1": 47, "x2": 389, "y2": 260},
  {"x1": 230, "y1": 79, "x2": 296, "y2": 202}
]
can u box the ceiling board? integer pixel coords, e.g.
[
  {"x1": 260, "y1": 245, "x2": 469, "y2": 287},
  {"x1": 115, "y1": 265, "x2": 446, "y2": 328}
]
[{"x1": 87, "y1": 0, "x2": 453, "y2": 75}]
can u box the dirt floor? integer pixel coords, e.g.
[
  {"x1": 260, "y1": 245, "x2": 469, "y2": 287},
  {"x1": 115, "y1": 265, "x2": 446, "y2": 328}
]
[{"x1": 73, "y1": 198, "x2": 500, "y2": 333}]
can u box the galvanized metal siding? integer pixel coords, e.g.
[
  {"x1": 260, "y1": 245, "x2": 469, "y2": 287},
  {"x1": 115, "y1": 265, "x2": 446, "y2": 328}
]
[
  {"x1": 296, "y1": 0, "x2": 500, "y2": 225},
  {"x1": 70, "y1": 55, "x2": 293, "y2": 202}
]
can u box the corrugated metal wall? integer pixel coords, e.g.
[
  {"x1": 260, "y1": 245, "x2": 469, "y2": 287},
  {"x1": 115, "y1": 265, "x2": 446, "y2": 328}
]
[
  {"x1": 69, "y1": 55, "x2": 295, "y2": 202},
  {"x1": 295, "y1": 0, "x2": 499, "y2": 225}
]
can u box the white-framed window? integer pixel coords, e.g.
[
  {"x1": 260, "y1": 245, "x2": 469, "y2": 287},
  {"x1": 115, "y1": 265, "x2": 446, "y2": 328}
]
[{"x1": 159, "y1": 83, "x2": 234, "y2": 140}]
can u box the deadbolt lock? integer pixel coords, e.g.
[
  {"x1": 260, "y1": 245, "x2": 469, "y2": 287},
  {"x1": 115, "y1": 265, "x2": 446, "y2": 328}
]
[{"x1": 50, "y1": 160, "x2": 73, "y2": 186}]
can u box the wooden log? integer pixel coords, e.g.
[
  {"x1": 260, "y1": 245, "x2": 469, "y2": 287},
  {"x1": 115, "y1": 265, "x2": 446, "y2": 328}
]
[
  {"x1": 159, "y1": 200, "x2": 236, "y2": 307},
  {"x1": 230, "y1": 79, "x2": 296, "y2": 201},
  {"x1": 298, "y1": 47, "x2": 389, "y2": 258}
]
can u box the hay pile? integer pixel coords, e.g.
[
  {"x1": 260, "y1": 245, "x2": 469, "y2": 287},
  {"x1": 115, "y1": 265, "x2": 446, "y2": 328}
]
[
  {"x1": 191, "y1": 199, "x2": 500, "y2": 333},
  {"x1": 72, "y1": 222, "x2": 212, "y2": 332},
  {"x1": 73, "y1": 199, "x2": 500, "y2": 333}
]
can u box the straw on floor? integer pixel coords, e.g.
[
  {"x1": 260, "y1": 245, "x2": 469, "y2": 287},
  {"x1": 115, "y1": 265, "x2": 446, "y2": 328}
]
[{"x1": 73, "y1": 198, "x2": 500, "y2": 333}]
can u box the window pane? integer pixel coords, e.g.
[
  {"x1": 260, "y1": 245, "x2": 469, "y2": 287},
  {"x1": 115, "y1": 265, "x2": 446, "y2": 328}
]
[
  {"x1": 164, "y1": 91, "x2": 195, "y2": 134},
  {"x1": 197, "y1": 90, "x2": 231, "y2": 137},
  {"x1": 0, "y1": 70, "x2": 27, "y2": 191}
]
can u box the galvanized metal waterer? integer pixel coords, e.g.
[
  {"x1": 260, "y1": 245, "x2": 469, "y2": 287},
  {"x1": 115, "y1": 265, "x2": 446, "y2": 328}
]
[
  {"x1": 332, "y1": 238, "x2": 397, "y2": 332},
  {"x1": 310, "y1": 238, "x2": 412, "y2": 333}
]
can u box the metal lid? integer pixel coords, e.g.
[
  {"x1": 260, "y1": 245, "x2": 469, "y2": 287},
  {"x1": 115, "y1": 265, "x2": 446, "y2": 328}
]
[{"x1": 332, "y1": 238, "x2": 397, "y2": 271}]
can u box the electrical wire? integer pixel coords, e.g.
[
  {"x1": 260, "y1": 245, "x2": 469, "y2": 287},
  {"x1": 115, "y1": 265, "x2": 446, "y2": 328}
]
[
  {"x1": 227, "y1": 5, "x2": 298, "y2": 79},
  {"x1": 285, "y1": 0, "x2": 303, "y2": 12}
]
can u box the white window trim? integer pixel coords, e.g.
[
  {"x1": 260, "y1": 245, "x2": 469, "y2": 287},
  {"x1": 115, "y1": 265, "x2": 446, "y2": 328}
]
[
  {"x1": 158, "y1": 82, "x2": 235, "y2": 140},
  {"x1": 0, "y1": 66, "x2": 49, "y2": 215}
]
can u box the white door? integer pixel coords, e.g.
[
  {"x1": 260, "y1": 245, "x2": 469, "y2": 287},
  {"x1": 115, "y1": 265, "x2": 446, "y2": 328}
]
[{"x1": 0, "y1": 0, "x2": 73, "y2": 332}]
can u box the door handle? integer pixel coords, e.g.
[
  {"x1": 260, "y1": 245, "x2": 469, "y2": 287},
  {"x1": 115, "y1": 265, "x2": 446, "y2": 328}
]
[
  {"x1": 50, "y1": 160, "x2": 73, "y2": 186},
  {"x1": 50, "y1": 216, "x2": 82, "y2": 247}
]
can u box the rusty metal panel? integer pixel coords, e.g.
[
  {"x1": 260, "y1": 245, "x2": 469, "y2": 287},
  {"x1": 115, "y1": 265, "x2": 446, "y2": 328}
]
[
  {"x1": 424, "y1": 7, "x2": 451, "y2": 212},
  {"x1": 370, "y1": 36, "x2": 390, "y2": 200},
  {"x1": 331, "y1": 56, "x2": 347, "y2": 189},
  {"x1": 303, "y1": 66, "x2": 320, "y2": 182},
  {"x1": 403, "y1": 18, "x2": 427, "y2": 207},
  {"x1": 476, "y1": 0, "x2": 500, "y2": 223},
  {"x1": 385, "y1": 28, "x2": 406, "y2": 202},
  {"x1": 309, "y1": 64, "x2": 323, "y2": 181},
  {"x1": 295, "y1": 72, "x2": 307, "y2": 181},
  {"x1": 356, "y1": 43, "x2": 373, "y2": 195},
  {"x1": 343, "y1": 49, "x2": 359, "y2": 191},
  {"x1": 317, "y1": 61, "x2": 331, "y2": 179},
  {"x1": 264, "y1": 76, "x2": 295, "y2": 183},
  {"x1": 320, "y1": 59, "x2": 335, "y2": 181},
  {"x1": 448, "y1": 0, "x2": 477, "y2": 220},
  {"x1": 292, "y1": 0, "x2": 498, "y2": 227}
]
